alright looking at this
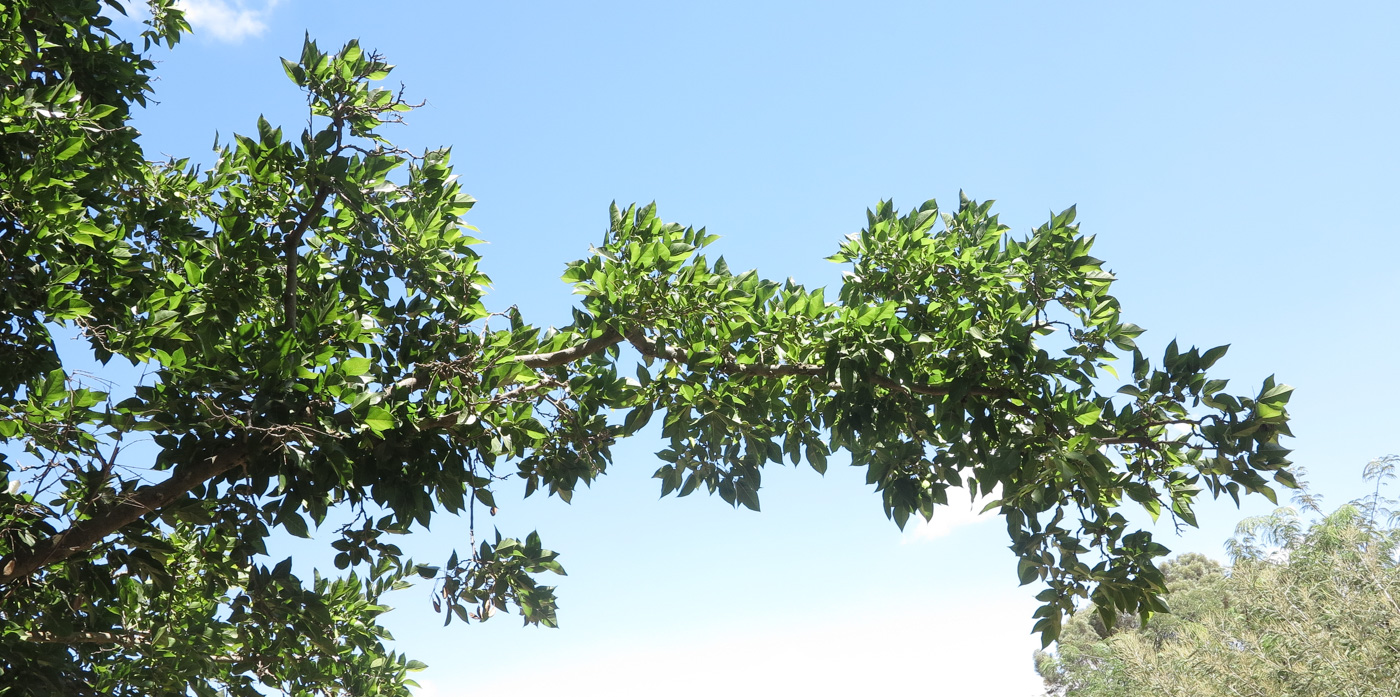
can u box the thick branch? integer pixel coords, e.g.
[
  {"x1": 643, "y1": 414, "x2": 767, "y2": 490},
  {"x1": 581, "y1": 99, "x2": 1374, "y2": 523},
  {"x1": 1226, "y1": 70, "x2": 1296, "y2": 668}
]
[
  {"x1": 24, "y1": 631, "x2": 273, "y2": 665},
  {"x1": 416, "y1": 380, "x2": 566, "y2": 432},
  {"x1": 516, "y1": 330, "x2": 625, "y2": 368},
  {"x1": 282, "y1": 183, "x2": 333, "y2": 330},
  {"x1": 419, "y1": 327, "x2": 998, "y2": 403},
  {"x1": 622, "y1": 328, "x2": 822, "y2": 377},
  {"x1": 1099, "y1": 436, "x2": 1163, "y2": 449},
  {"x1": 0, "y1": 442, "x2": 257, "y2": 585},
  {"x1": 620, "y1": 328, "x2": 1018, "y2": 400},
  {"x1": 417, "y1": 326, "x2": 1018, "y2": 410},
  {"x1": 367, "y1": 327, "x2": 1041, "y2": 452},
  {"x1": 384, "y1": 330, "x2": 625, "y2": 399},
  {"x1": 25, "y1": 631, "x2": 136, "y2": 644}
]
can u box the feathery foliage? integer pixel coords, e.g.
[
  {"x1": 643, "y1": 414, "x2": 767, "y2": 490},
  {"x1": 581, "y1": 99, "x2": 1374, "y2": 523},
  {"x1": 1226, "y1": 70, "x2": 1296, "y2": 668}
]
[{"x1": 1037, "y1": 460, "x2": 1400, "y2": 697}]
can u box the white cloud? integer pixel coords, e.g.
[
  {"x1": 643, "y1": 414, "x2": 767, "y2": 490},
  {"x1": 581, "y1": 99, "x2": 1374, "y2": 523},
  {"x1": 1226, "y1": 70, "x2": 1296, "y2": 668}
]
[
  {"x1": 415, "y1": 600, "x2": 1043, "y2": 697},
  {"x1": 904, "y1": 483, "x2": 1000, "y2": 542},
  {"x1": 176, "y1": 0, "x2": 283, "y2": 43},
  {"x1": 1165, "y1": 421, "x2": 1194, "y2": 439}
]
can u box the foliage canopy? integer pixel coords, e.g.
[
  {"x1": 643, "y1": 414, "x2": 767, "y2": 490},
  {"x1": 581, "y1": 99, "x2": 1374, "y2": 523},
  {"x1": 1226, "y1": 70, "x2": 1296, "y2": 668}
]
[
  {"x1": 1037, "y1": 459, "x2": 1400, "y2": 697},
  {"x1": 1, "y1": 2, "x2": 1295, "y2": 694}
]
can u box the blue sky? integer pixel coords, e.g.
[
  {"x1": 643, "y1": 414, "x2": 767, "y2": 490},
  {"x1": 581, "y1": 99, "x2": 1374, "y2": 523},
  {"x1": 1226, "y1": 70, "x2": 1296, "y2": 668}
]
[{"x1": 104, "y1": 1, "x2": 1400, "y2": 694}]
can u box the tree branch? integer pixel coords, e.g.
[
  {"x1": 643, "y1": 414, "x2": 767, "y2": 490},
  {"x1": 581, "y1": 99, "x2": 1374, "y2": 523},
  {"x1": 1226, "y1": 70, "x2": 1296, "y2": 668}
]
[
  {"x1": 409, "y1": 326, "x2": 1013, "y2": 408},
  {"x1": 620, "y1": 327, "x2": 1021, "y2": 400},
  {"x1": 0, "y1": 441, "x2": 259, "y2": 585},
  {"x1": 516, "y1": 330, "x2": 625, "y2": 369},
  {"x1": 23, "y1": 630, "x2": 280, "y2": 666},
  {"x1": 622, "y1": 328, "x2": 821, "y2": 377},
  {"x1": 24, "y1": 631, "x2": 137, "y2": 644},
  {"x1": 0, "y1": 325, "x2": 1118, "y2": 586},
  {"x1": 282, "y1": 183, "x2": 333, "y2": 330},
  {"x1": 1099, "y1": 436, "x2": 1164, "y2": 449}
]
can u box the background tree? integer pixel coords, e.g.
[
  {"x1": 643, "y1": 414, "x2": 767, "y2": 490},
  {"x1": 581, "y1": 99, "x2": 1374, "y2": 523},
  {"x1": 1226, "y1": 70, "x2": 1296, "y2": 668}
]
[
  {"x1": 1036, "y1": 458, "x2": 1400, "y2": 697},
  {"x1": 2, "y1": 2, "x2": 1296, "y2": 694}
]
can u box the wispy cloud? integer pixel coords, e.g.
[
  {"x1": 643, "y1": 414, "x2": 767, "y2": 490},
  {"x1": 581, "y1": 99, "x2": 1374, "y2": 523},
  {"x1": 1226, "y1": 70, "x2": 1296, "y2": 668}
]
[
  {"x1": 177, "y1": 0, "x2": 283, "y2": 43},
  {"x1": 904, "y1": 483, "x2": 999, "y2": 542}
]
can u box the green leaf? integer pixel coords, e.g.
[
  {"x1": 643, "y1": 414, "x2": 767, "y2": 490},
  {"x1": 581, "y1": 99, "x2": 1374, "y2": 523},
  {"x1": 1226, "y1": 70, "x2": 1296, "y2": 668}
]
[
  {"x1": 1200, "y1": 344, "x2": 1229, "y2": 369},
  {"x1": 281, "y1": 511, "x2": 310, "y2": 538},
  {"x1": 53, "y1": 137, "x2": 84, "y2": 160},
  {"x1": 1256, "y1": 485, "x2": 1278, "y2": 505},
  {"x1": 1259, "y1": 382, "x2": 1294, "y2": 403},
  {"x1": 1017, "y1": 557, "x2": 1039, "y2": 585},
  {"x1": 341, "y1": 357, "x2": 372, "y2": 376},
  {"x1": 280, "y1": 57, "x2": 306, "y2": 85},
  {"x1": 736, "y1": 484, "x2": 761, "y2": 512},
  {"x1": 807, "y1": 444, "x2": 827, "y2": 474},
  {"x1": 41, "y1": 369, "x2": 66, "y2": 405},
  {"x1": 51, "y1": 266, "x2": 81, "y2": 285},
  {"x1": 363, "y1": 406, "x2": 394, "y2": 433},
  {"x1": 474, "y1": 488, "x2": 496, "y2": 507},
  {"x1": 622, "y1": 403, "x2": 654, "y2": 434}
]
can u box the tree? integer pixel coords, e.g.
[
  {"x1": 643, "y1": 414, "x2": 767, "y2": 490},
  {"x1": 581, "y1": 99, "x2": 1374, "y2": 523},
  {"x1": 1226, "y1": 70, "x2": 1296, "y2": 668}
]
[
  {"x1": 0, "y1": 2, "x2": 1296, "y2": 694},
  {"x1": 1036, "y1": 460, "x2": 1400, "y2": 697}
]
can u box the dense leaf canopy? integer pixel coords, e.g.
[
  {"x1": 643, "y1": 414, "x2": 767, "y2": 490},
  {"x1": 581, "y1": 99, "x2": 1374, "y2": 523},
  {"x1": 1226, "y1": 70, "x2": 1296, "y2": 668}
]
[{"x1": 1, "y1": 2, "x2": 1295, "y2": 694}]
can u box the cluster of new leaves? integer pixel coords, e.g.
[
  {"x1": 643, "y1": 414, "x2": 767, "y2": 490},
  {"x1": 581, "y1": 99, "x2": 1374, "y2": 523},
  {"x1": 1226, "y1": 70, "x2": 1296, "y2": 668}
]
[
  {"x1": 1, "y1": 0, "x2": 1297, "y2": 693},
  {"x1": 1036, "y1": 465, "x2": 1400, "y2": 696}
]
